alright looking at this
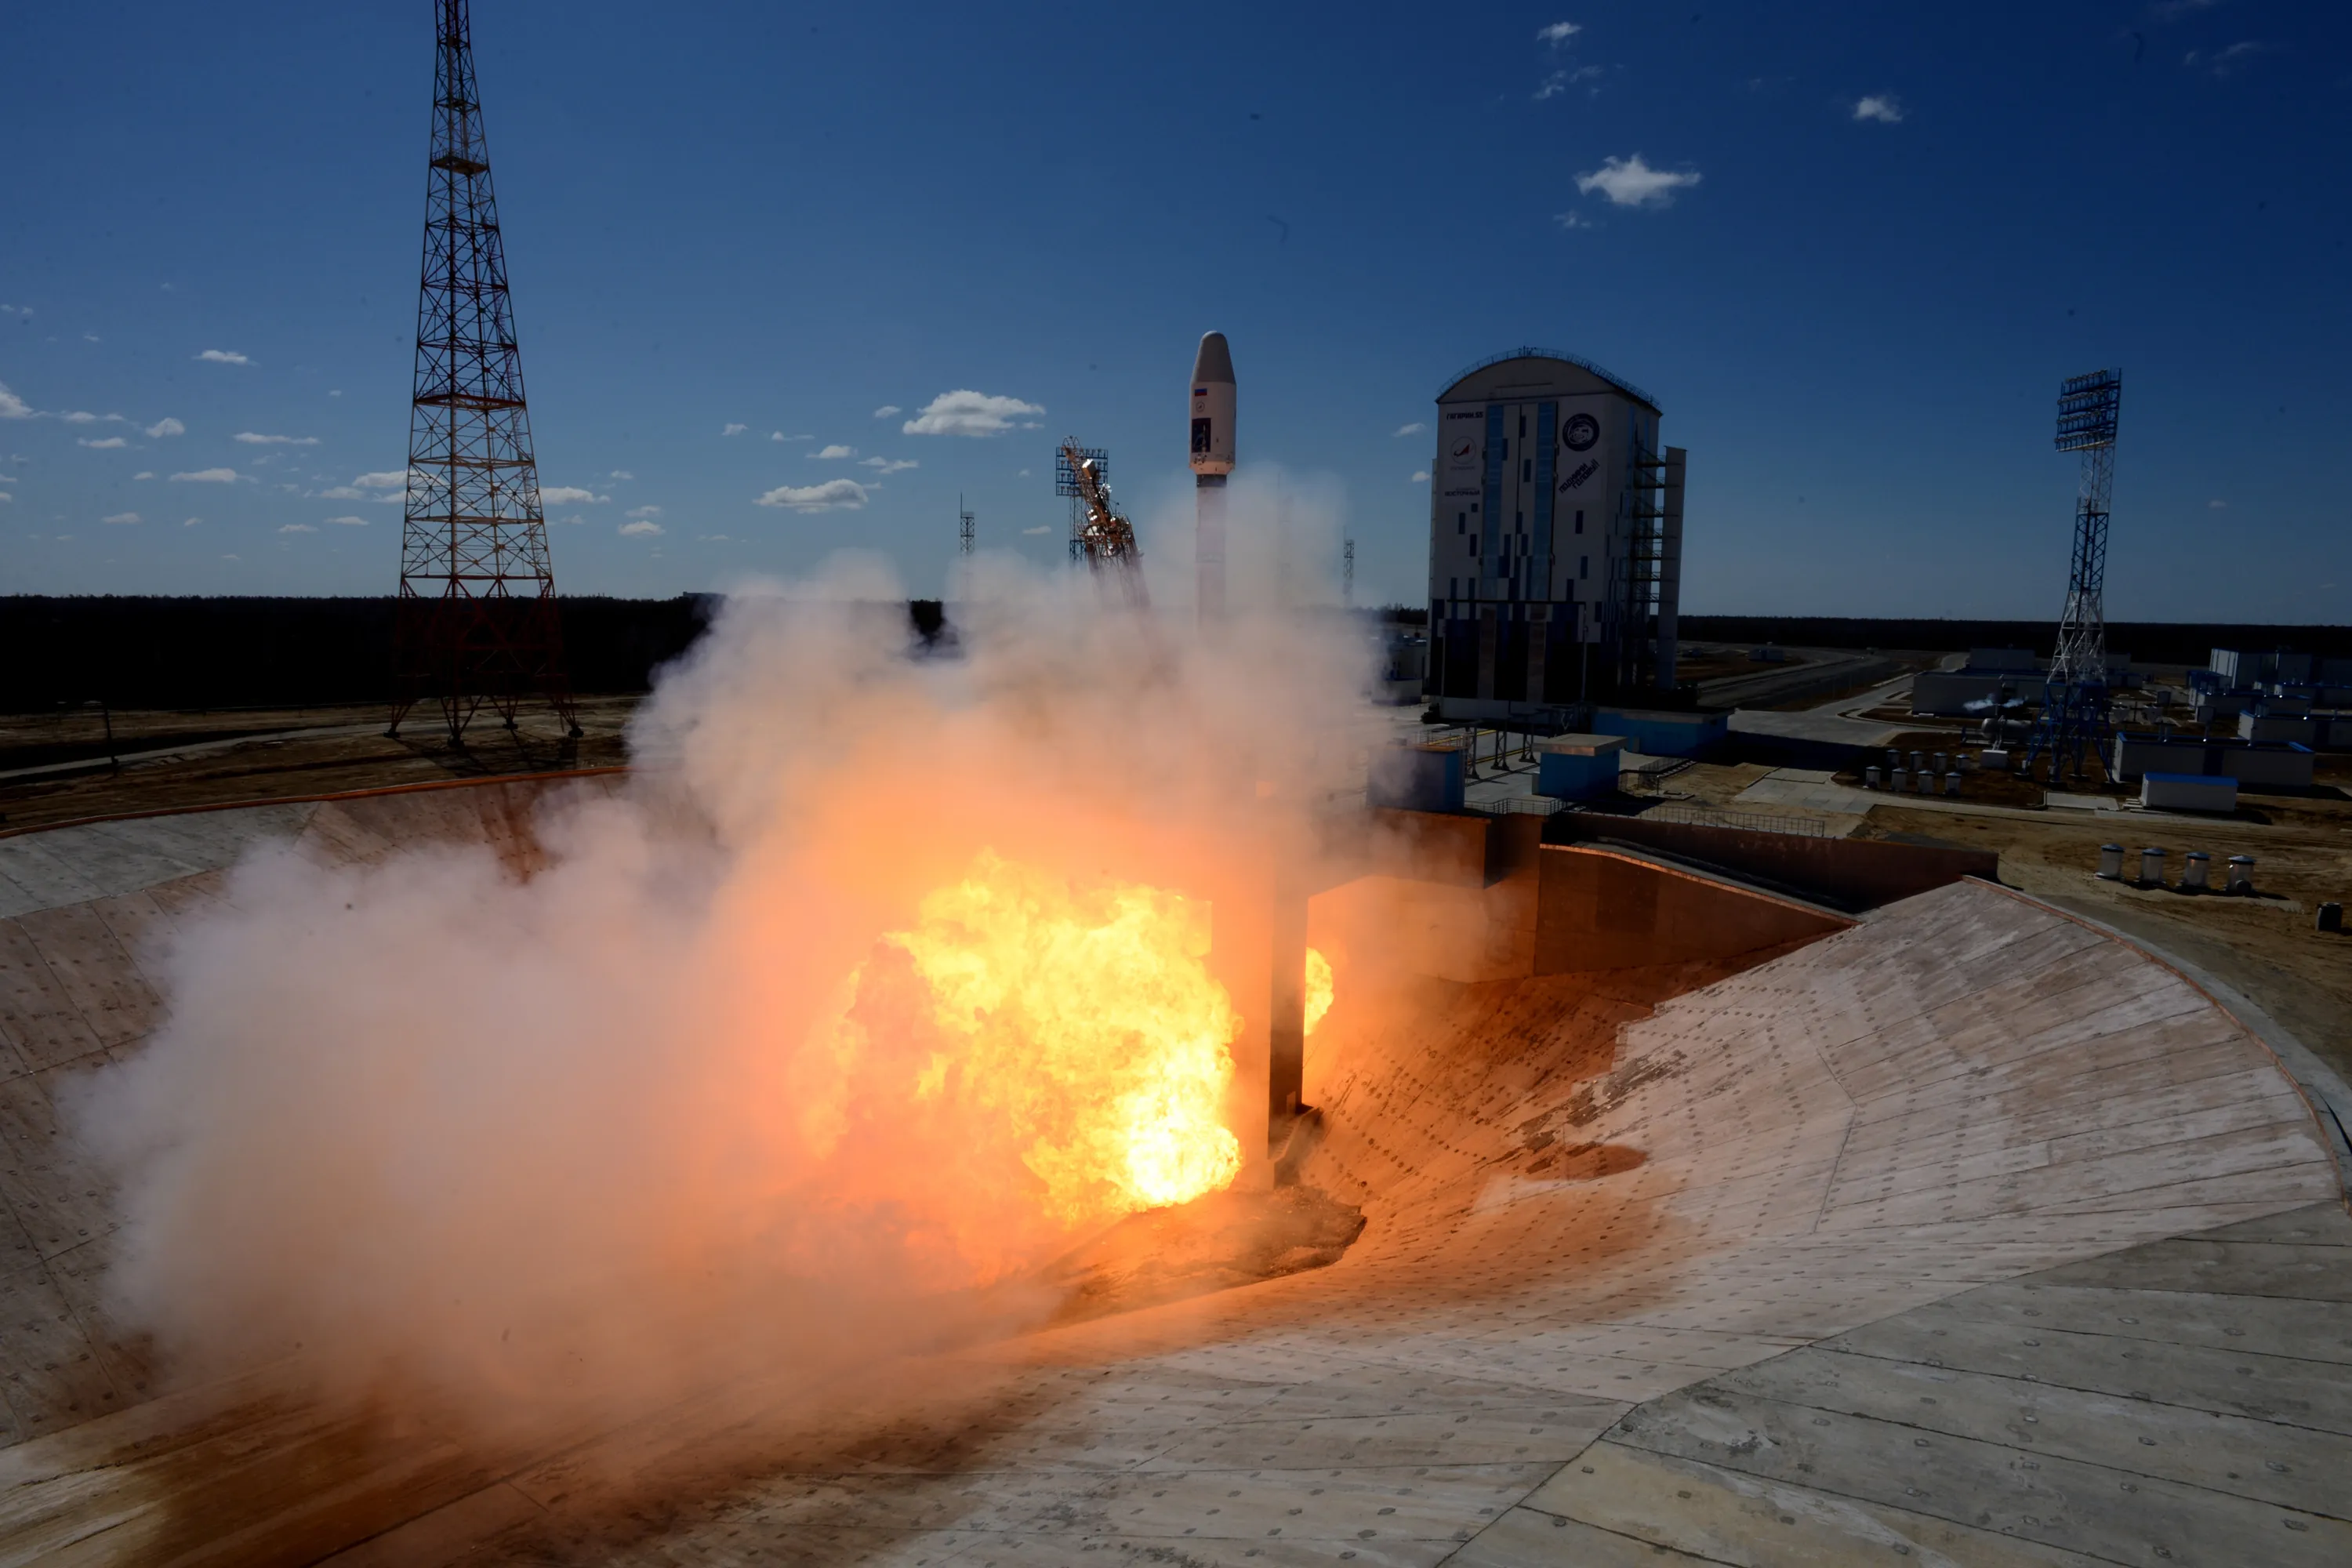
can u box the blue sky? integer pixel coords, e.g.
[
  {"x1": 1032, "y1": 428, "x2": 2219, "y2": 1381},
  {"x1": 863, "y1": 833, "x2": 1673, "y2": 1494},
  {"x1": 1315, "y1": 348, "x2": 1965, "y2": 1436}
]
[{"x1": 3, "y1": 2, "x2": 2346, "y2": 620}]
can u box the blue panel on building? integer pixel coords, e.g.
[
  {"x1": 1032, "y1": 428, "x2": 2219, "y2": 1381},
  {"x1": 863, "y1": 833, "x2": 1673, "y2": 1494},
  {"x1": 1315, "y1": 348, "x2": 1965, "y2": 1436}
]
[
  {"x1": 1369, "y1": 743, "x2": 1466, "y2": 812},
  {"x1": 1591, "y1": 707, "x2": 1728, "y2": 758}
]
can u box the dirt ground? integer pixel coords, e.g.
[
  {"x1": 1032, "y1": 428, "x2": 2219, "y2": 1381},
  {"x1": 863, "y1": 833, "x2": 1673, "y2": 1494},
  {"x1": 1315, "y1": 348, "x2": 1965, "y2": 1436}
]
[{"x1": 0, "y1": 696, "x2": 640, "y2": 832}]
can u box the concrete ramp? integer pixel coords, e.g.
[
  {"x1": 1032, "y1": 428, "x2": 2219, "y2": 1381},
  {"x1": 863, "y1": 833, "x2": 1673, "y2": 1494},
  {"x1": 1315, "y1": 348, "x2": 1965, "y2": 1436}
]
[{"x1": 0, "y1": 781, "x2": 2339, "y2": 1563}]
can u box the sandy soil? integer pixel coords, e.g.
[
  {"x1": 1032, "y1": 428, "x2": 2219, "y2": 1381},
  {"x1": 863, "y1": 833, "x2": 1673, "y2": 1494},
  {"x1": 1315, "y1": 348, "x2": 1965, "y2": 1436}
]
[{"x1": 0, "y1": 696, "x2": 641, "y2": 832}]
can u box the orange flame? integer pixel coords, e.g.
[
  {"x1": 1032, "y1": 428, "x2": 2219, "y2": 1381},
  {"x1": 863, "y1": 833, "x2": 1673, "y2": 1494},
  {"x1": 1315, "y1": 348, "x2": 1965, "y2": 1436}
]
[
  {"x1": 837, "y1": 851, "x2": 1243, "y2": 1240},
  {"x1": 1305, "y1": 947, "x2": 1334, "y2": 1035}
]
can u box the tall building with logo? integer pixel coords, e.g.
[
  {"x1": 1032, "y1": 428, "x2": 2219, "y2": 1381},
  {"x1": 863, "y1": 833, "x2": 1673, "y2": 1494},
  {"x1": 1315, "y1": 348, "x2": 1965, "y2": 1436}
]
[{"x1": 1425, "y1": 348, "x2": 1685, "y2": 720}]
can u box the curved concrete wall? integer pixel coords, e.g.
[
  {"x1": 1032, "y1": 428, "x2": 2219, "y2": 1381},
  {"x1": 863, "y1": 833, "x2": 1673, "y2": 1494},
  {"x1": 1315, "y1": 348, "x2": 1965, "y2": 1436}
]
[{"x1": 0, "y1": 782, "x2": 2335, "y2": 1563}]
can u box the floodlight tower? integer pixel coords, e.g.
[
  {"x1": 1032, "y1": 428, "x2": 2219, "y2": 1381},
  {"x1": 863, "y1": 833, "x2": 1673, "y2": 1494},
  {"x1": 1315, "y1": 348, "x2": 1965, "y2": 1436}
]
[
  {"x1": 388, "y1": 0, "x2": 579, "y2": 744},
  {"x1": 959, "y1": 494, "x2": 975, "y2": 556},
  {"x1": 2024, "y1": 368, "x2": 2123, "y2": 785}
]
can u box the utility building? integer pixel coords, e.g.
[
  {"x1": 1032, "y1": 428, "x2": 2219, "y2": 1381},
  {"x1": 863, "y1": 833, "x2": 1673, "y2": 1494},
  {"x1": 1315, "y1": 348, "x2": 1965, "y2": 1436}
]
[{"x1": 1425, "y1": 348, "x2": 1684, "y2": 719}]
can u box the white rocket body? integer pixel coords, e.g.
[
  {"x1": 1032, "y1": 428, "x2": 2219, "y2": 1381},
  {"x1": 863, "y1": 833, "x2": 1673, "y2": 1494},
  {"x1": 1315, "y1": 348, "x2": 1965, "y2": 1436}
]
[{"x1": 1190, "y1": 332, "x2": 1235, "y2": 626}]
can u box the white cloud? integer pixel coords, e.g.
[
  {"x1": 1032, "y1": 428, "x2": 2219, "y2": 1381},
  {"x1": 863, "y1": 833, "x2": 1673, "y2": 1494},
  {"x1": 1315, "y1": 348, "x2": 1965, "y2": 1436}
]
[
  {"x1": 144, "y1": 416, "x2": 185, "y2": 438},
  {"x1": 133, "y1": 470, "x2": 154, "y2": 480},
  {"x1": 2192, "y1": 40, "x2": 2265, "y2": 75},
  {"x1": 1392, "y1": 422, "x2": 1426, "y2": 437},
  {"x1": 83, "y1": 334, "x2": 100, "y2": 343},
  {"x1": 608, "y1": 469, "x2": 634, "y2": 481},
  {"x1": 172, "y1": 467, "x2": 241, "y2": 483},
  {"x1": 327, "y1": 389, "x2": 342, "y2": 397},
  {"x1": 902, "y1": 390, "x2": 1045, "y2": 437},
  {"x1": 1410, "y1": 471, "x2": 1429, "y2": 484},
  {"x1": 196, "y1": 349, "x2": 250, "y2": 365},
  {"x1": 1576, "y1": 153, "x2": 1700, "y2": 208},
  {"x1": 1537, "y1": 20, "x2": 1580, "y2": 45},
  {"x1": 754, "y1": 478, "x2": 868, "y2": 511},
  {"x1": 872, "y1": 405, "x2": 901, "y2": 419},
  {"x1": 183, "y1": 517, "x2": 201, "y2": 527},
  {"x1": 1020, "y1": 524, "x2": 1051, "y2": 536},
  {"x1": 626, "y1": 504, "x2": 662, "y2": 519},
  {"x1": 102, "y1": 511, "x2": 140, "y2": 525},
  {"x1": 619, "y1": 518, "x2": 664, "y2": 537},
  {"x1": 811, "y1": 444, "x2": 856, "y2": 460},
  {"x1": 317, "y1": 485, "x2": 365, "y2": 499},
  {"x1": 1535, "y1": 71, "x2": 1567, "y2": 100},
  {"x1": 722, "y1": 423, "x2": 747, "y2": 436},
  {"x1": 278, "y1": 523, "x2": 317, "y2": 534},
  {"x1": 0, "y1": 493, "x2": 11, "y2": 504},
  {"x1": 233, "y1": 431, "x2": 319, "y2": 445},
  {"x1": 769, "y1": 430, "x2": 811, "y2": 442},
  {"x1": 696, "y1": 533, "x2": 732, "y2": 543},
  {"x1": 1853, "y1": 94, "x2": 1904, "y2": 124},
  {"x1": 2209, "y1": 499, "x2": 2229, "y2": 509},
  {"x1": 60, "y1": 410, "x2": 123, "y2": 424},
  {"x1": 539, "y1": 485, "x2": 609, "y2": 505},
  {"x1": 0, "y1": 383, "x2": 31, "y2": 419},
  {"x1": 77, "y1": 436, "x2": 129, "y2": 448},
  {"x1": 859, "y1": 457, "x2": 918, "y2": 474},
  {"x1": 352, "y1": 470, "x2": 413, "y2": 491},
  {"x1": 323, "y1": 514, "x2": 368, "y2": 526},
  {"x1": 1555, "y1": 210, "x2": 1598, "y2": 230}
]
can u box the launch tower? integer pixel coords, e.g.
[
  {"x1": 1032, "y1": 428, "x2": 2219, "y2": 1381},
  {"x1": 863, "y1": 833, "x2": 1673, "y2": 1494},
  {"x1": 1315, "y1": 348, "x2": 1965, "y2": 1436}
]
[{"x1": 389, "y1": 0, "x2": 579, "y2": 743}]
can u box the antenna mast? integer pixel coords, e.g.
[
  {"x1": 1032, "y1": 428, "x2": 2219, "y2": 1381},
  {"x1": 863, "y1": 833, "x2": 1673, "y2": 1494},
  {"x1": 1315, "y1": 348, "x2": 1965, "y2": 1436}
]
[
  {"x1": 389, "y1": 0, "x2": 578, "y2": 743},
  {"x1": 959, "y1": 493, "x2": 975, "y2": 556}
]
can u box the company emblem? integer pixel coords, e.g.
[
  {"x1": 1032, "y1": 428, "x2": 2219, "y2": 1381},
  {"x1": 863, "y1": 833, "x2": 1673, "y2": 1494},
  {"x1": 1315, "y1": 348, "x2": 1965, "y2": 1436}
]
[
  {"x1": 1562, "y1": 413, "x2": 1599, "y2": 452},
  {"x1": 1447, "y1": 437, "x2": 1477, "y2": 467}
]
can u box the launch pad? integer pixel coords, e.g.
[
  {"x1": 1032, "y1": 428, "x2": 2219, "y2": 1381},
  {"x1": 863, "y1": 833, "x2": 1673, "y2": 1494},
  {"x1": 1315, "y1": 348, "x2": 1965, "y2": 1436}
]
[{"x1": 0, "y1": 774, "x2": 2342, "y2": 1563}]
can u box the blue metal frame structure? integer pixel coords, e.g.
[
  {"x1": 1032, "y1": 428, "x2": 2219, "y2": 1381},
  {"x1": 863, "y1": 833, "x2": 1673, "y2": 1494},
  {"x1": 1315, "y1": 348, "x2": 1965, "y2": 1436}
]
[{"x1": 2024, "y1": 368, "x2": 2123, "y2": 785}]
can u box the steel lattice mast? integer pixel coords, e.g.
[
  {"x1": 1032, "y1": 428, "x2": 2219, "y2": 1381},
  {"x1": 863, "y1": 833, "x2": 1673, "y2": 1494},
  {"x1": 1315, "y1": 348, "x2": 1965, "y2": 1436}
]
[
  {"x1": 2024, "y1": 368, "x2": 2122, "y2": 785},
  {"x1": 389, "y1": 0, "x2": 579, "y2": 743}
]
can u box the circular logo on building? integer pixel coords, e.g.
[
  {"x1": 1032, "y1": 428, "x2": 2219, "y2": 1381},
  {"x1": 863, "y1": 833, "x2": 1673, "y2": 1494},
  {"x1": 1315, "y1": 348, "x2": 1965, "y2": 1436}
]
[
  {"x1": 1562, "y1": 413, "x2": 1599, "y2": 452},
  {"x1": 1447, "y1": 437, "x2": 1477, "y2": 466}
]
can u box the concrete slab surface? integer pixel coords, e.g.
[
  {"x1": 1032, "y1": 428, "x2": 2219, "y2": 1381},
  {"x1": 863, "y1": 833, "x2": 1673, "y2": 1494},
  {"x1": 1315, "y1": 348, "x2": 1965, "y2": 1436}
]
[{"x1": 0, "y1": 779, "x2": 2337, "y2": 1565}]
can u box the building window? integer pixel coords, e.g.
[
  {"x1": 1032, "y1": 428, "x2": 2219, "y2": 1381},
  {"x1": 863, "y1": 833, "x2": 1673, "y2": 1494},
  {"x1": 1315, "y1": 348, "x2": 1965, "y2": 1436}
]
[
  {"x1": 1457, "y1": 513, "x2": 1466, "y2": 533},
  {"x1": 1521, "y1": 457, "x2": 1531, "y2": 484},
  {"x1": 1574, "y1": 508, "x2": 1584, "y2": 535},
  {"x1": 1581, "y1": 554, "x2": 1589, "y2": 579}
]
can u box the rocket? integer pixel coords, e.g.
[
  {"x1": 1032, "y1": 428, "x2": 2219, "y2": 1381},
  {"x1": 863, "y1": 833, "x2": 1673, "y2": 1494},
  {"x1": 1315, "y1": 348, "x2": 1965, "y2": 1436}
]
[{"x1": 1189, "y1": 332, "x2": 1236, "y2": 626}]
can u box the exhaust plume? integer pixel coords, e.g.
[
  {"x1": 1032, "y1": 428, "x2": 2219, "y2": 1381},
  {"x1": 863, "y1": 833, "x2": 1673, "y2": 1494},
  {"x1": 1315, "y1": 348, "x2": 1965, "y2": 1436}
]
[{"x1": 77, "y1": 543, "x2": 1377, "y2": 1442}]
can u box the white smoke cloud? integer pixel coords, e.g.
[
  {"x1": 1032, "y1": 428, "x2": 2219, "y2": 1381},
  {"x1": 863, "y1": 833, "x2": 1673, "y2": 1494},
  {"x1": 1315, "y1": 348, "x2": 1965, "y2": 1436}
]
[{"x1": 76, "y1": 557, "x2": 1377, "y2": 1445}]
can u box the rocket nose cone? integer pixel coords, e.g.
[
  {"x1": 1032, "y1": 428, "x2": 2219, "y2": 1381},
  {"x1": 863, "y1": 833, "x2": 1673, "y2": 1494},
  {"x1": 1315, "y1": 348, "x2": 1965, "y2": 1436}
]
[{"x1": 1192, "y1": 331, "x2": 1235, "y2": 386}]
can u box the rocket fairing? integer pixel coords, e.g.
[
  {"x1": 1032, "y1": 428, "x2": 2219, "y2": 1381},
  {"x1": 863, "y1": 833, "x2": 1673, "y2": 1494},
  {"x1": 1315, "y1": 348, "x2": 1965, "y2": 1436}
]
[
  {"x1": 1189, "y1": 332, "x2": 1236, "y2": 477},
  {"x1": 1191, "y1": 332, "x2": 1235, "y2": 626}
]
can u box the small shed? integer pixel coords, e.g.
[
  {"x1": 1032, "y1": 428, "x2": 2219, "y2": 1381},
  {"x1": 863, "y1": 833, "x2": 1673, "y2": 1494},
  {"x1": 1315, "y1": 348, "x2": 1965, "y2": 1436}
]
[
  {"x1": 2141, "y1": 772, "x2": 2237, "y2": 815},
  {"x1": 1534, "y1": 733, "x2": 1628, "y2": 800}
]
